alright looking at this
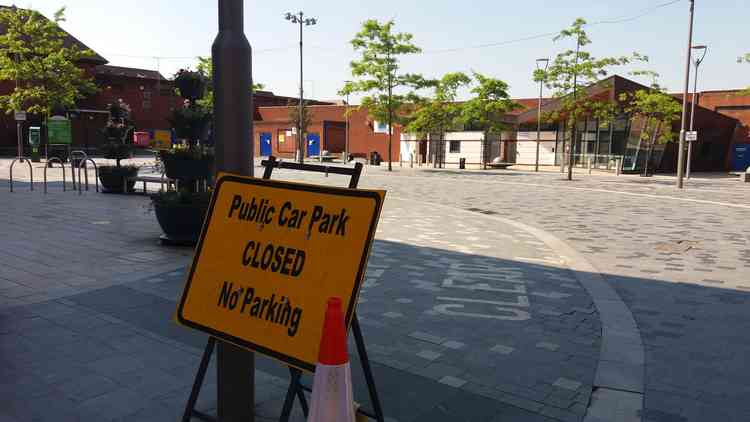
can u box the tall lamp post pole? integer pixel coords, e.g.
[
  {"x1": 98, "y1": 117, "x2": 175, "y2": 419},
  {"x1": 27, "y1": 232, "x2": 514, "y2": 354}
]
[
  {"x1": 285, "y1": 11, "x2": 316, "y2": 164},
  {"x1": 535, "y1": 58, "x2": 549, "y2": 172},
  {"x1": 568, "y1": 40, "x2": 581, "y2": 181},
  {"x1": 212, "y1": 0, "x2": 254, "y2": 420},
  {"x1": 687, "y1": 44, "x2": 707, "y2": 179},
  {"x1": 344, "y1": 81, "x2": 351, "y2": 163},
  {"x1": 677, "y1": 0, "x2": 696, "y2": 188}
]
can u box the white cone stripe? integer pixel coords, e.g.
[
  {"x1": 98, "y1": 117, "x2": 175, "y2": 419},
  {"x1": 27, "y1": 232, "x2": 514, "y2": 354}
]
[{"x1": 307, "y1": 362, "x2": 355, "y2": 422}]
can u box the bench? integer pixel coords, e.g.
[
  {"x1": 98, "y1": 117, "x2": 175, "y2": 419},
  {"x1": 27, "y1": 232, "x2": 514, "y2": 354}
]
[
  {"x1": 127, "y1": 174, "x2": 175, "y2": 193},
  {"x1": 486, "y1": 162, "x2": 513, "y2": 169}
]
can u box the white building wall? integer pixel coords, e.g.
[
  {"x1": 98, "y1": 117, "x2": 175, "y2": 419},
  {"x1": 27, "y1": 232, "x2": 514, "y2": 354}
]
[
  {"x1": 443, "y1": 132, "x2": 483, "y2": 164},
  {"x1": 515, "y1": 131, "x2": 558, "y2": 165}
]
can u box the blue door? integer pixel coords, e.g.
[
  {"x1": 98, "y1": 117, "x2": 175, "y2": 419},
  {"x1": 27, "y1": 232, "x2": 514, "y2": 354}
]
[
  {"x1": 260, "y1": 132, "x2": 272, "y2": 156},
  {"x1": 307, "y1": 133, "x2": 320, "y2": 157},
  {"x1": 732, "y1": 144, "x2": 750, "y2": 172}
]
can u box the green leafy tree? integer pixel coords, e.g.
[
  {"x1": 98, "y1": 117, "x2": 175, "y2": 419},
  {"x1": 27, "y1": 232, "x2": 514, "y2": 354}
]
[
  {"x1": 619, "y1": 71, "x2": 681, "y2": 175},
  {"x1": 0, "y1": 7, "x2": 98, "y2": 118},
  {"x1": 740, "y1": 54, "x2": 750, "y2": 94},
  {"x1": 194, "y1": 56, "x2": 264, "y2": 109},
  {"x1": 460, "y1": 72, "x2": 519, "y2": 168},
  {"x1": 538, "y1": 18, "x2": 644, "y2": 180},
  {"x1": 340, "y1": 19, "x2": 431, "y2": 171},
  {"x1": 405, "y1": 72, "x2": 469, "y2": 167},
  {"x1": 288, "y1": 99, "x2": 313, "y2": 154}
]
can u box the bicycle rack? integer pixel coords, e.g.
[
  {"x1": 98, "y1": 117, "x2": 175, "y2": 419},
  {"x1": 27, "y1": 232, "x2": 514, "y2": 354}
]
[
  {"x1": 70, "y1": 150, "x2": 88, "y2": 190},
  {"x1": 44, "y1": 157, "x2": 67, "y2": 194},
  {"x1": 9, "y1": 157, "x2": 33, "y2": 192},
  {"x1": 77, "y1": 158, "x2": 99, "y2": 194}
]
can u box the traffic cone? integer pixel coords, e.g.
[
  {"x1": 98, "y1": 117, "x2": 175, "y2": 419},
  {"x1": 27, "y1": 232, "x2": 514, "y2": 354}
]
[{"x1": 307, "y1": 297, "x2": 356, "y2": 422}]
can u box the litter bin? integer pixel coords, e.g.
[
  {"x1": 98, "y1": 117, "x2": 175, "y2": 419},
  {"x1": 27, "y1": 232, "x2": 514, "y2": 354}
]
[
  {"x1": 370, "y1": 151, "x2": 382, "y2": 166},
  {"x1": 459, "y1": 157, "x2": 466, "y2": 169}
]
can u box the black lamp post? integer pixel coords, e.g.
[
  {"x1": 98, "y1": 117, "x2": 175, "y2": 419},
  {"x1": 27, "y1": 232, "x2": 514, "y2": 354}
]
[
  {"x1": 285, "y1": 11, "x2": 317, "y2": 164},
  {"x1": 212, "y1": 1, "x2": 254, "y2": 420},
  {"x1": 535, "y1": 58, "x2": 549, "y2": 172},
  {"x1": 687, "y1": 44, "x2": 707, "y2": 179}
]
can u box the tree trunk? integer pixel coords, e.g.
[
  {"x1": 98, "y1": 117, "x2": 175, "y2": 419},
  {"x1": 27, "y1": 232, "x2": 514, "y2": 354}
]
[{"x1": 568, "y1": 122, "x2": 576, "y2": 181}]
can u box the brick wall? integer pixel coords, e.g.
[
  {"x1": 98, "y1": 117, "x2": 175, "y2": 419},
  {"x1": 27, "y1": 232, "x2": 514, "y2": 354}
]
[{"x1": 254, "y1": 105, "x2": 401, "y2": 162}]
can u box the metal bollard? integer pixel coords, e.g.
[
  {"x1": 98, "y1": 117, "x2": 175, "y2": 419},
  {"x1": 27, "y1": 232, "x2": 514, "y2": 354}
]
[{"x1": 615, "y1": 158, "x2": 621, "y2": 176}]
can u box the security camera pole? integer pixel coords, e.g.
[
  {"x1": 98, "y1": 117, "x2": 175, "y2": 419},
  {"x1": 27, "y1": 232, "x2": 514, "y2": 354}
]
[
  {"x1": 212, "y1": 0, "x2": 254, "y2": 420},
  {"x1": 286, "y1": 11, "x2": 317, "y2": 164}
]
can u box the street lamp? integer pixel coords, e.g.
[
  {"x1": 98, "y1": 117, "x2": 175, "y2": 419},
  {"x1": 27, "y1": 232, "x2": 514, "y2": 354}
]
[
  {"x1": 676, "y1": 0, "x2": 695, "y2": 188},
  {"x1": 285, "y1": 11, "x2": 317, "y2": 164},
  {"x1": 344, "y1": 80, "x2": 352, "y2": 164},
  {"x1": 535, "y1": 58, "x2": 549, "y2": 172},
  {"x1": 687, "y1": 44, "x2": 707, "y2": 179}
]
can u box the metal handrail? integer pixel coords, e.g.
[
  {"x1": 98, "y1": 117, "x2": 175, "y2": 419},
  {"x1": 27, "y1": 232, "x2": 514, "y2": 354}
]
[
  {"x1": 44, "y1": 158, "x2": 67, "y2": 193},
  {"x1": 70, "y1": 150, "x2": 88, "y2": 190},
  {"x1": 77, "y1": 158, "x2": 99, "y2": 194},
  {"x1": 9, "y1": 157, "x2": 33, "y2": 192}
]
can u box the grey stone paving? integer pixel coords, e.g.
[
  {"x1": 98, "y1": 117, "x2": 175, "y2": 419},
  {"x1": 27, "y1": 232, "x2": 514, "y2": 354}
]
[{"x1": 4, "y1": 161, "x2": 750, "y2": 421}]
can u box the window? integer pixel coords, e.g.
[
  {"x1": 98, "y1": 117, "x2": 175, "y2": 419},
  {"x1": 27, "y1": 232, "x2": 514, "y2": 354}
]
[
  {"x1": 373, "y1": 121, "x2": 389, "y2": 133},
  {"x1": 449, "y1": 141, "x2": 461, "y2": 153}
]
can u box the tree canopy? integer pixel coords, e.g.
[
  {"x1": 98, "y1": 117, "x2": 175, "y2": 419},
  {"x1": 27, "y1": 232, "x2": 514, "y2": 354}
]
[
  {"x1": 460, "y1": 72, "x2": 518, "y2": 136},
  {"x1": 195, "y1": 56, "x2": 264, "y2": 109},
  {"x1": 0, "y1": 6, "x2": 98, "y2": 116},
  {"x1": 537, "y1": 18, "x2": 645, "y2": 179},
  {"x1": 340, "y1": 19, "x2": 431, "y2": 170},
  {"x1": 619, "y1": 71, "x2": 681, "y2": 146}
]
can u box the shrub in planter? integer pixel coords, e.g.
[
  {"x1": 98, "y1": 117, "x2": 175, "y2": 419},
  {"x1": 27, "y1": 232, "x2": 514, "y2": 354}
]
[
  {"x1": 151, "y1": 190, "x2": 212, "y2": 245},
  {"x1": 98, "y1": 165, "x2": 138, "y2": 193},
  {"x1": 173, "y1": 69, "x2": 207, "y2": 103},
  {"x1": 159, "y1": 148, "x2": 213, "y2": 181},
  {"x1": 98, "y1": 101, "x2": 137, "y2": 193}
]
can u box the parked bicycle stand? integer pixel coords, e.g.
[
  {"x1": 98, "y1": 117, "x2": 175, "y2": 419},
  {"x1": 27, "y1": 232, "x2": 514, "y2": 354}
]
[
  {"x1": 69, "y1": 150, "x2": 87, "y2": 190},
  {"x1": 9, "y1": 157, "x2": 33, "y2": 192},
  {"x1": 43, "y1": 157, "x2": 67, "y2": 193},
  {"x1": 77, "y1": 158, "x2": 99, "y2": 194}
]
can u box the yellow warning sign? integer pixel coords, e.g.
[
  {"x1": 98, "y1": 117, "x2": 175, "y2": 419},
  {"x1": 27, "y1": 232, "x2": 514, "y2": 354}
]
[{"x1": 177, "y1": 173, "x2": 385, "y2": 372}]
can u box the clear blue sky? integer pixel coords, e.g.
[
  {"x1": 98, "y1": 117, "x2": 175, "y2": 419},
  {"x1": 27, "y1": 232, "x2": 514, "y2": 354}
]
[{"x1": 23, "y1": 0, "x2": 749, "y2": 101}]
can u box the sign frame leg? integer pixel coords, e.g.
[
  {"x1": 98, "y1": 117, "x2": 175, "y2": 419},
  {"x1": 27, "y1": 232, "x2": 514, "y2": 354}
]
[{"x1": 258, "y1": 156, "x2": 384, "y2": 422}]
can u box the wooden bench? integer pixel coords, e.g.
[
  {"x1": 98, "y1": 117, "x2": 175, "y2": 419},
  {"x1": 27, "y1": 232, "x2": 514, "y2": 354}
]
[{"x1": 127, "y1": 174, "x2": 175, "y2": 193}]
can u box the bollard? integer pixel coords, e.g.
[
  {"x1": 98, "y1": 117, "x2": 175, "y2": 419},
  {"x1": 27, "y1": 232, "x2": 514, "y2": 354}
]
[
  {"x1": 615, "y1": 158, "x2": 621, "y2": 176},
  {"x1": 588, "y1": 157, "x2": 593, "y2": 175}
]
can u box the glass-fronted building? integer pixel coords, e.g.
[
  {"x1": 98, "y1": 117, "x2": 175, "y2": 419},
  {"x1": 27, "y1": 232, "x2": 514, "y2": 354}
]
[{"x1": 514, "y1": 75, "x2": 739, "y2": 173}]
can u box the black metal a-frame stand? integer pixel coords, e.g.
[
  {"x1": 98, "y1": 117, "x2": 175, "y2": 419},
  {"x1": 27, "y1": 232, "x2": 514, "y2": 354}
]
[{"x1": 182, "y1": 156, "x2": 385, "y2": 422}]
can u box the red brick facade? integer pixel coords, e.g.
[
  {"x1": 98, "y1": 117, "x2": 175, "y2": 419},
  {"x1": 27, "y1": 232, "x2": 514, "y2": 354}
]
[{"x1": 254, "y1": 105, "x2": 402, "y2": 162}]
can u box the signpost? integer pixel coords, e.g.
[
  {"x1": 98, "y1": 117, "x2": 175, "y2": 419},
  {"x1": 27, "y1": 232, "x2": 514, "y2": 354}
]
[
  {"x1": 15, "y1": 111, "x2": 26, "y2": 160},
  {"x1": 177, "y1": 174, "x2": 385, "y2": 371}
]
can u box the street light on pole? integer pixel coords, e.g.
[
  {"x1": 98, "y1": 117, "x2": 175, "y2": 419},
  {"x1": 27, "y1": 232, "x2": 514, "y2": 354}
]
[
  {"x1": 676, "y1": 0, "x2": 695, "y2": 188},
  {"x1": 285, "y1": 11, "x2": 316, "y2": 164},
  {"x1": 687, "y1": 44, "x2": 707, "y2": 179},
  {"x1": 344, "y1": 80, "x2": 352, "y2": 164},
  {"x1": 535, "y1": 58, "x2": 549, "y2": 172}
]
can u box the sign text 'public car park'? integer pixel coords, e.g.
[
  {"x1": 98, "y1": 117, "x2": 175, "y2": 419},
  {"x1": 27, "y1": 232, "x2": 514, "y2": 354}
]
[{"x1": 177, "y1": 174, "x2": 384, "y2": 372}]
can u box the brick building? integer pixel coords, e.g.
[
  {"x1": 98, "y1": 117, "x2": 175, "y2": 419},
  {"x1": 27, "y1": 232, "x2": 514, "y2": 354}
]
[{"x1": 254, "y1": 105, "x2": 403, "y2": 162}]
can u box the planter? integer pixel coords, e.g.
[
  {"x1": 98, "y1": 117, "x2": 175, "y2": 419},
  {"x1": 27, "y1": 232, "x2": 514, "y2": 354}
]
[
  {"x1": 162, "y1": 156, "x2": 213, "y2": 181},
  {"x1": 98, "y1": 166, "x2": 138, "y2": 193},
  {"x1": 153, "y1": 196, "x2": 210, "y2": 246}
]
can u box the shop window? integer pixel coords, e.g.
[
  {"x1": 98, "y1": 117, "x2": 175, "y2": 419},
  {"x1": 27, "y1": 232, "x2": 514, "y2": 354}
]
[{"x1": 449, "y1": 141, "x2": 461, "y2": 153}]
